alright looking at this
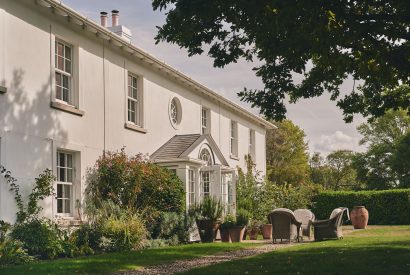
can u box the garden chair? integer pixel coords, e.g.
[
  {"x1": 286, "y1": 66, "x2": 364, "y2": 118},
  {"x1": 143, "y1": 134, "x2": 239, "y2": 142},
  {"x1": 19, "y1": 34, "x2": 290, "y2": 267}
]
[
  {"x1": 267, "y1": 208, "x2": 302, "y2": 243},
  {"x1": 313, "y1": 207, "x2": 349, "y2": 241},
  {"x1": 294, "y1": 209, "x2": 315, "y2": 240}
]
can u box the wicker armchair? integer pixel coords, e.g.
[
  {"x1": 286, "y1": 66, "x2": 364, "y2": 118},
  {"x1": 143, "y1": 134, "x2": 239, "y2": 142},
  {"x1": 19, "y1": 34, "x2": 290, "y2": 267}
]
[
  {"x1": 267, "y1": 208, "x2": 302, "y2": 243},
  {"x1": 294, "y1": 209, "x2": 315, "y2": 240},
  {"x1": 313, "y1": 207, "x2": 349, "y2": 241}
]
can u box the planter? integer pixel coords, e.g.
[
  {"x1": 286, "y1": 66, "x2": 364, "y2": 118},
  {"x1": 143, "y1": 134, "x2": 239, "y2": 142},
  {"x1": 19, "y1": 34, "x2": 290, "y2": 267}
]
[
  {"x1": 350, "y1": 206, "x2": 369, "y2": 229},
  {"x1": 249, "y1": 228, "x2": 259, "y2": 240},
  {"x1": 229, "y1": 226, "x2": 246, "y2": 242},
  {"x1": 196, "y1": 219, "x2": 220, "y2": 243},
  {"x1": 262, "y1": 224, "x2": 272, "y2": 239},
  {"x1": 243, "y1": 228, "x2": 248, "y2": 240},
  {"x1": 220, "y1": 228, "x2": 231, "y2": 242}
]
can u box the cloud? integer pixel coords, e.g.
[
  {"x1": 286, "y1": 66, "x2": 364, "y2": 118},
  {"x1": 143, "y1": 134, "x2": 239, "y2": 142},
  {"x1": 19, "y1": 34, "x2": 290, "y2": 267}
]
[{"x1": 314, "y1": 131, "x2": 361, "y2": 155}]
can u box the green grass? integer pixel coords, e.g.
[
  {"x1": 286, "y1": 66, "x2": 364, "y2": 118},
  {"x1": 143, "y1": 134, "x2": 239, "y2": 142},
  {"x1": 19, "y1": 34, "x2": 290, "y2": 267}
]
[
  {"x1": 0, "y1": 242, "x2": 259, "y2": 274},
  {"x1": 183, "y1": 226, "x2": 410, "y2": 275}
]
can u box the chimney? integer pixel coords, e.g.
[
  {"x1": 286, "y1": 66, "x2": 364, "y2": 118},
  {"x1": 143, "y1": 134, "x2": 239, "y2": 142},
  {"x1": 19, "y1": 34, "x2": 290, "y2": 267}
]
[
  {"x1": 107, "y1": 9, "x2": 132, "y2": 43},
  {"x1": 100, "y1": 11, "x2": 108, "y2": 27},
  {"x1": 111, "y1": 10, "x2": 119, "y2": 27}
]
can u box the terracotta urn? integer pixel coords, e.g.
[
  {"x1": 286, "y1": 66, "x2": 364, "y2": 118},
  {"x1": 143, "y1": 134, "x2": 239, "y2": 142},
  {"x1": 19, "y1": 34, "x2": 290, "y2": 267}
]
[
  {"x1": 249, "y1": 228, "x2": 259, "y2": 240},
  {"x1": 229, "y1": 226, "x2": 246, "y2": 242},
  {"x1": 220, "y1": 228, "x2": 231, "y2": 242},
  {"x1": 262, "y1": 224, "x2": 272, "y2": 239},
  {"x1": 196, "y1": 219, "x2": 220, "y2": 243},
  {"x1": 350, "y1": 206, "x2": 369, "y2": 229}
]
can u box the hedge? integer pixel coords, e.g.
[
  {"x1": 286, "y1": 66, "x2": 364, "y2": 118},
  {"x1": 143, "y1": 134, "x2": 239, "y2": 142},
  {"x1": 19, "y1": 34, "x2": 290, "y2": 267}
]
[{"x1": 311, "y1": 189, "x2": 410, "y2": 225}]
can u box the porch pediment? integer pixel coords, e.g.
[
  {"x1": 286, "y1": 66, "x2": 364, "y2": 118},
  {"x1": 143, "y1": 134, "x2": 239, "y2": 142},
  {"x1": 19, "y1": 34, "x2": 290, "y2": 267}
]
[{"x1": 150, "y1": 134, "x2": 229, "y2": 166}]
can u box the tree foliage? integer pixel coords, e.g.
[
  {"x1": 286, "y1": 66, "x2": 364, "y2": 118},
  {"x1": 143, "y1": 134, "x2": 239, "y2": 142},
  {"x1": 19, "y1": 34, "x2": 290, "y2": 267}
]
[
  {"x1": 326, "y1": 150, "x2": 357, "y2": 190},
  {"x1": 266, "y1": 120, "x2": 310, "y2": 186},
  {"x1": 310, "y1": 151, "x2": 360, "y2": 190},
  {"x1": 153, "y1": 1, "x2": 410, "y2": 121},
  {"x1": 353, "y1": 109, "x2": 410, "y2": 189}
]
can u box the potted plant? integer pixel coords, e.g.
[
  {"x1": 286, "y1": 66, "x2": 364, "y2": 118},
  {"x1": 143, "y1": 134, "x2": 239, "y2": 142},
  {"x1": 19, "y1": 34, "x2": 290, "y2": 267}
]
[
  {"x1": 219, "y1": 214, "x2": 235, "y2": 242},
  {"x1": 262, "y1": 218, "x2": 272, "y2": 240},
  {"x1": 190, "y1": 196, "x2": 223, "y2": 243},
  {"x1": 249, "y1": 219, "x2": 261, "y2": 240},
  {"x1": 230, "y1": 209, "x2": 250, "y2": 242}
]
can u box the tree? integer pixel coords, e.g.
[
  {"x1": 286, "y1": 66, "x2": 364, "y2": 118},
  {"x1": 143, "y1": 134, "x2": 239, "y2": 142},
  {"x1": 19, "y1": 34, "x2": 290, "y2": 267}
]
[
  {"x1": 390, "y1": 132, "x2": 410, "y2": 188},
  {"x1": 353, "y1": 109, "x2": 410, "y2": 189},
  {"x1": 309, "y1": 152, "x2": 332, "y2": 188},
  {"x1": 266, "y1": 120, "x2": 310, "y2": 186},
  {"x1": 152, "y1": 1, "x2": 410, "y2": 121},
  {"x1": 326, "y1": 150, "x2": 357, "y2": 190},
  {"x1": 310, "y1": 151, "x2": 359, "y2": 190}
]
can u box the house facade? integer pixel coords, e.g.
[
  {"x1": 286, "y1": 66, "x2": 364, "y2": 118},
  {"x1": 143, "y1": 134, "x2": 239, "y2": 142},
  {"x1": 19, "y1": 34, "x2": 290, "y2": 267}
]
[{"x1": 0, "y1": 0, "x2": 274, "y2": 223}]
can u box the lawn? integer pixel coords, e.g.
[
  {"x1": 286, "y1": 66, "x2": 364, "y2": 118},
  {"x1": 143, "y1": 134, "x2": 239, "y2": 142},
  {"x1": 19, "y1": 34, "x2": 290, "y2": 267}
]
[
  {"x1": 184, "y1": 226, "x2": 410, "y2": 275},
  {"x1": 0, "y1": 242, "x2": 259, "y2": 274}
]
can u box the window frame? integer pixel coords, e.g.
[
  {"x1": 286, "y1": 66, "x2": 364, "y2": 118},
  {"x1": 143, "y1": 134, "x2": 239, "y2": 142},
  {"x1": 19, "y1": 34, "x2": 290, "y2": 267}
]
[
  {"x1": 56, "y1": 151, "x2": 74, "y2": 217},
  {"x1": 127, "y1": 73, "x2": 142, "y2": 126},
  {"x1": 169, "y1": 97, "x2": 182, "y2": 129},
  {"x1": 188, "y1": 169, "x2": 196, "y2": 206},
  {"x1": 200, "y1": 171, "x2": 211, "y2": 198},
  {"x1": 230, "y1": 120, "x2": 238, "y2": 157},
  {"x1": 201, "y1": 107, "x2": 211, "y2": 135},
  {"x1": 54, "y1": 39, "x2": 74, "y2": 106},
  {"x1": 199, "y1": 148, "x2": 213, "y2": 166},
  {"x1": 249, "y1": 129, "x2": 256, "y2": 160}
]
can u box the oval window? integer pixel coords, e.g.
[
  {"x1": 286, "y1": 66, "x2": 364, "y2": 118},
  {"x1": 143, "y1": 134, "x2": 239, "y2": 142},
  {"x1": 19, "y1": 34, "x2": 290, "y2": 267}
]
[{"x1": 169, "y1": 97, "x2": 182, "y2": 128}]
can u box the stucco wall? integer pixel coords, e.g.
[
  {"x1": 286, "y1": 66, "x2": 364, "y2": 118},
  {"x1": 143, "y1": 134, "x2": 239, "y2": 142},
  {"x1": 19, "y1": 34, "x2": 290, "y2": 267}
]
[{"x1": 0, "y1": 0, "x2": 268, "y2": 222}]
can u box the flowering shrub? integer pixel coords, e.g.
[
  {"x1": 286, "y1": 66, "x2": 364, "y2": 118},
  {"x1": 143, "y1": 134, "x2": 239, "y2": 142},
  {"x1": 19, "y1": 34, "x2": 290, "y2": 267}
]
[{"x1": 85, "y1": 149, "x2": 185, "y2": 234}]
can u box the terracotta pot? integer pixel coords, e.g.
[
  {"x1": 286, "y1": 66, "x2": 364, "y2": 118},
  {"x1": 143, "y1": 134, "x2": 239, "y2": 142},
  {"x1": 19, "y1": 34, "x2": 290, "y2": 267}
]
[
  {"x1": 262, "y1": 224, "x2": 272, "y2": 239},
  {"x1": 220, "y1": 228, "x2": 231, "y2": 242},
  {"x1": 249, "y1": 228, "x2": 259, "y2": 240},
  {"x1": 229, "y1": 226, "x2": 246, "y2": 242},
  {"x1": 350, "y1": 206, "x2": 369, "y2": 229},
  {"x1": 196, "y1": 219, "x2": 220, "y2": 243},
  {"x1": 243, "y1": 228, "x2": 248, "y2": 240}
]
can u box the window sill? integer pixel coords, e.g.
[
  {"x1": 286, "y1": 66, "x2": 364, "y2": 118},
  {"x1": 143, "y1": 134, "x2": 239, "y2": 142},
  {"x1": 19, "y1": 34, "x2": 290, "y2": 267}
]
[
  {"x1": 124, "y1": 122, "x2": 147, "y2": 134},
  {"x1": 230, "y1": 155, "x2": 239, "y2": 161},
  {"x1": 51, "y1": 101, "x2": 84, "y2": 116},
  {"x1": 0, "y1": 86, "x2": 6, "y2": 94}
]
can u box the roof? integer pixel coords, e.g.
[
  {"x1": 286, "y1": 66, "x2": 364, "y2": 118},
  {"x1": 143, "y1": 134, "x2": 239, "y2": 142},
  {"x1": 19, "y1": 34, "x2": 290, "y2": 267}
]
[
  {"x1": 150, "y1": 134, "x2": 229, "y2": 166},
  {"x1": 33, "y1": 0, "x2": 276, "y2": 130},
  {"x1": 151, "y1": 134, "x2": 201, "y2": 160}
]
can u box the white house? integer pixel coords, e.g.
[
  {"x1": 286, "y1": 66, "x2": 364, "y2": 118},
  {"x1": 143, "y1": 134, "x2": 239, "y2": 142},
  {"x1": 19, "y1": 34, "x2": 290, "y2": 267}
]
[{"x1": 0, "y1": 0, "x2": 275, "y2": 223}]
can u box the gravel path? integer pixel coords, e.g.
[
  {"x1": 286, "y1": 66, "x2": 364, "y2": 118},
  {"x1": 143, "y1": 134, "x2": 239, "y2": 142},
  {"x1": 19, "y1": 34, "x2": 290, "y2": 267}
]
[{"x1": 115, "y1": 241, "x2": 297, "y2": 275}]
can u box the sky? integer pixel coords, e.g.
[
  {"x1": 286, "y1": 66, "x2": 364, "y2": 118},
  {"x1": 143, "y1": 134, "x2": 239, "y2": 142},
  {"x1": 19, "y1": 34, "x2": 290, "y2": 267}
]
[{"x1": 62, "y1": 0, "x2": 366, "y2": 156}]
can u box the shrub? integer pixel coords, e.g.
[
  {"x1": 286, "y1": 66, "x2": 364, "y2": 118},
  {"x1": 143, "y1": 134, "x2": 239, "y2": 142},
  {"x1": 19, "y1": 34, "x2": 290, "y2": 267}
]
[
  {"x1": 69, "y1": 224, "x2": 102, "y2": 253},
  {"x1": 102, "y1": 213, "x2": 147, "y2": 251},
  {"x1": 85, "y1": 149, "x2": 185, "y2": 228},
  {"x1": 85, "y1": 200, "x2": 147, "y2": 252},
  {"x1": 236, "y1": 209, "x2": 251, "y2": 226},
  {"x1": 151, "y1": 212, "x2": 195, "y2": 245},
  {"x1": 312, "y1": 189, "x2": 410, "y2": 225},
  {"x1": 0, "y1": 239, "x2": 34, "y2": 266},
  {"x1": 10, "y1": 219, "x2": 65, "y2": 259}
]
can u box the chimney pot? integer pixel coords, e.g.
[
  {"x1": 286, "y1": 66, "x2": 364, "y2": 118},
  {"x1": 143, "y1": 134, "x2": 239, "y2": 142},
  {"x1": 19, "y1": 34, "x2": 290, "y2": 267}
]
[
  {"x1": 111, "y1": 10, "x2": 119, "y2": 27},
  {"x1": 100, "y1": 11, "x2": 108, "y2": 27}
]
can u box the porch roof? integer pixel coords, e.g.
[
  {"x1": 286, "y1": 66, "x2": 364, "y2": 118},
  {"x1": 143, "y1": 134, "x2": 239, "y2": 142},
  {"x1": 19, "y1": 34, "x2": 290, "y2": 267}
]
[{"x1": 150, "y1": 134, "x2": 229, "y2": 166}]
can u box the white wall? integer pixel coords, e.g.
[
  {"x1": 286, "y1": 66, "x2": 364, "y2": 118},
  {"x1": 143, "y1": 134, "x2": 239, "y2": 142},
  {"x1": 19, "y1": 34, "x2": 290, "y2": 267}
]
[{"x1": 0, "y1": 0, "x2": 268, "y2": 222}]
